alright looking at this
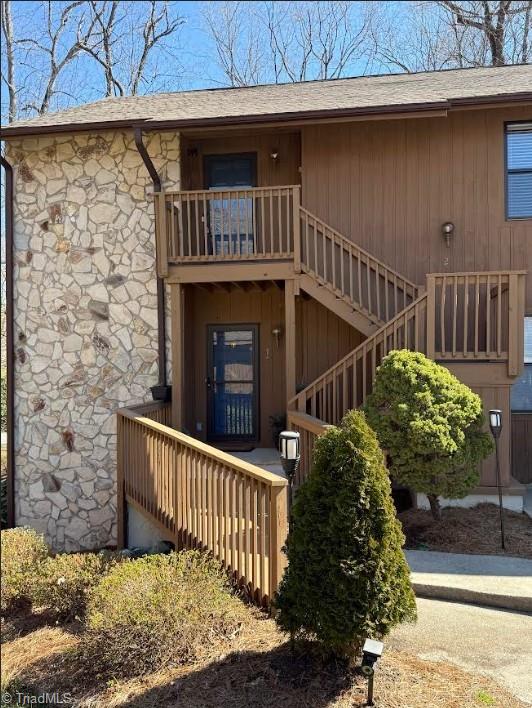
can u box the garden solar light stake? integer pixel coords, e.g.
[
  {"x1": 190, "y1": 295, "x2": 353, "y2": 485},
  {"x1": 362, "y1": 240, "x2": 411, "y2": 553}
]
[
  {"x1": 279, "y1": 431, "x2": 300, "y2": 522},
  {"x1": 361, "y1": 638, "x2": 384, "y2": 706},
  {"x1": 489, "y1": 410, "x2": 505, "y2": 551}
]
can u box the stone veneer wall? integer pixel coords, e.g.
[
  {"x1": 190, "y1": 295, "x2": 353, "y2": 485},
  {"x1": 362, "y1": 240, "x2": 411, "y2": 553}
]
[{"x1": 7, "y1": 130, "x2": 179, "y2": 551}]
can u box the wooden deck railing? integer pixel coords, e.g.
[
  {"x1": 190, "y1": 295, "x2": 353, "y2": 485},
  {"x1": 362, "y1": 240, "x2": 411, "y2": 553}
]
[
  {"x1": 427, "y1": 271, "x2": 526, "y2": 374},
  {"x1": 300, "y1": 208, "x2": 419, "y2": 326},
  {"x1": 155, "y1": 185, "x2": 300, "y2": 271},
  {"x1": 117, "y1": 404, "x2": 288, "y2": 605},
  {"x1": 292, "y1": 270, "x2": 526, "y2": 424},
  {"x1": 287, "y1": 411, "x2": 330, "y2": 486}
]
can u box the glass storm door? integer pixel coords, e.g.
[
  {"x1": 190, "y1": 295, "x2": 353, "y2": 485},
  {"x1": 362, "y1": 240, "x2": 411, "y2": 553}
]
[
  {"x1": 204, "y1": 153, "x2": 256, "y2": 256},
  {"x1": 207, "y1": 325, "x2": 259, "y2": 442}
]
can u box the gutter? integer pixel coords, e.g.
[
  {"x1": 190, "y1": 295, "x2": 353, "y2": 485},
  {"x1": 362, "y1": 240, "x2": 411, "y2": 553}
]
[
  {"x1": 1, "y1": 154, "x2": 15, "y2": 527},
  {"x1": 133, "y1": 128, "x2": 168, "y2": 394}
]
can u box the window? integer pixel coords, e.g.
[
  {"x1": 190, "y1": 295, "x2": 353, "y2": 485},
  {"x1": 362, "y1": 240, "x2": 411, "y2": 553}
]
[
  {"x1": 511, "y1": 317, "x2": 532, "y2": 411},
  {"x1": 506, "y1": 123, "x2": 532, "y2": 219}
]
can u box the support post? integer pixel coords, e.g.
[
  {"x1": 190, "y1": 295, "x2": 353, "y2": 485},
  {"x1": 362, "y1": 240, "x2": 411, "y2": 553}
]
[
  {"x1": 508, "y1": 273, "x2": 525, "y2": 377},
  {"x1": 269, "y1": 483, "x2": 288, "y2": 598},
  {"x1": 171, "y1": 283, "x2": 185, "y2": 430},
  {"x1": 426, "y1": 275, "x2": 436, "y2": 359},
  {"x1": 293, "y1": 185, "x2": 301, "y2": 273},
  {"x1": 285, "y1": 279, "x2": 297, "y2": 405}
]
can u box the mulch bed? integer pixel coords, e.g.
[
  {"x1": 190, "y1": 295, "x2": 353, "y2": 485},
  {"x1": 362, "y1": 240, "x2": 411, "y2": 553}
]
[
  {"x1": 1, "y1": 611, "x2": 525, "y2": 707},
  {"x1": 399, "y1": 503, "x2": 532, "y2": 558}
]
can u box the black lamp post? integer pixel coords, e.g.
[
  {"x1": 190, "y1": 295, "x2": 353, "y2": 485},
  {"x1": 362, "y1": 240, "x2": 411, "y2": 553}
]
[
  {"x1": 279, "y1": 430, "x2": 300, "y2": 521},
  {"x1": 489, "y1": 409, "x2": 505, "y2": 551}
]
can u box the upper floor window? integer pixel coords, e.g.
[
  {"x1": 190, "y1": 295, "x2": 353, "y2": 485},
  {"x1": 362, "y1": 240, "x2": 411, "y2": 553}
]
[{"x1": 506, "y1": 123, "x2": 532, "y2": 219}]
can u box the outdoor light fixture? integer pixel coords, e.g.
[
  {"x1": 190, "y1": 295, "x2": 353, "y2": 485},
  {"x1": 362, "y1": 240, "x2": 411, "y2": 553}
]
[
  {"x1": 489, "y1": 409, "x2": 506, "y2": 550},
  {"x1": 272, "y1": 327, "x2": 282, "y2": 348},
  {"x1": 442, "y1": 221, "x2": 455, "y2": 247},
  {"x1": 270, "y1": 149, "x2": 279, "y2": 160},
  {"x1": 279, "y1": 430, "x2": 300, "y2": 519},
  {"x1": 361, "y1": 638, "x2": 384, "y2": 706}
]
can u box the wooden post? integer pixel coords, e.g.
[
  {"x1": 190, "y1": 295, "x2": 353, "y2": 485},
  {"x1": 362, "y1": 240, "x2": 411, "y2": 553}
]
[
  {"x1": 116, "y1": 413, "x2": 126, "y2": 549},
  {"x1": 155, "y1": 192, "x2": 168, "y2": 277},
  {"x1": 171, "y1": 283, "x2": 185, "y2": 430},
  {"x1": 285, "y1": 279, "x2": 297, "y2": 405},
  {"x1": 269, "y1": 483, "x2": 288, "y2": 598},
  {"x1": 293, "y1": 185, "x2": 301, "y2": 273},
  {"x1": 426, "y1": 275, "x2": 436, "y2": 359},
  {"x1": 508, "y1": 273, "x2": 525, "y2": 377}
]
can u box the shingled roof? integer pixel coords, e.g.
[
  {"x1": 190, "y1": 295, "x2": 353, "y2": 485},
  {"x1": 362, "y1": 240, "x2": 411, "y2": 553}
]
[{"x1": 2, "y1": 64, "x2": 531, "y2": 137}]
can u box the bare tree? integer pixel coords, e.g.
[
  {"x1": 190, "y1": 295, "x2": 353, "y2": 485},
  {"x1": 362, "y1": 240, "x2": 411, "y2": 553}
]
[
  {"x1": 203, "y1": 1, "x2": 371, "y2": 87},
  {"x1": 1, "y1": 0, "x2": 17, "y2": 121},
  {"x1": 440, "y1": 1, "x2": 532, "y2": 66},
  {"x1": 369, "y1": 0, "x2": 532, "y2": 73},
  {"x1": 0, "y1": 0, "x2": 185, "y2": 123}
]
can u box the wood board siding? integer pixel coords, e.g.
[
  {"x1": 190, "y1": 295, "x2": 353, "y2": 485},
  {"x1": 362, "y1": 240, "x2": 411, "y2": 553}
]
[
  {"x1": 301, "y1": 106, "x2": 532, "y2": 311},
  {"x1": 183, "y1": 284, "x2": 365, "y2": 447},
  {"x1": 181, "y1": 131, "x2": 301, "y2": 191}
]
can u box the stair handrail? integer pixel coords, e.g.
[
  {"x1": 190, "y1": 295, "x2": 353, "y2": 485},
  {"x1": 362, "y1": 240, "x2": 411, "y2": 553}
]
[
  {"x1": 290, "y1": 290, "x2": 429, "y2": 416},
  {"x1": 299, "y1": 206, "x2": 420, "y2": 302}
]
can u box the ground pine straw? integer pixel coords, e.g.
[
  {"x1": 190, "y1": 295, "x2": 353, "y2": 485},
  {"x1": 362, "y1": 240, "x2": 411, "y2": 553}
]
[{"x1": 1, "y1": 608, "x2": 524, "y2": 708}]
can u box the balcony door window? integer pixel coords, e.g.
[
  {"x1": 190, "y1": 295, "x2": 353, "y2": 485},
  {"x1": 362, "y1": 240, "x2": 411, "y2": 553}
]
[{"x1": 204, "y1": 153, "x2": 257, "y2": 256}]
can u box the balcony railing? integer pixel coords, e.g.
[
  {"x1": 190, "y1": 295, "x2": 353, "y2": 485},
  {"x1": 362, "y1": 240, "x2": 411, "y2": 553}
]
[{"x1": 155, "y1": 185, "x2": 300, "y2": 274}]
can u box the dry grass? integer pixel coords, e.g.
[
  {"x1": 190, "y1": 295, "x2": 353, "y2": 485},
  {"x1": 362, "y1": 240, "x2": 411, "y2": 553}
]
[
  {"x1": 400, "y1": 503, "x2": 532, "y2": 558},
  {"x1": 1, "y1": 608, "x2": 525, "y2": 708}
]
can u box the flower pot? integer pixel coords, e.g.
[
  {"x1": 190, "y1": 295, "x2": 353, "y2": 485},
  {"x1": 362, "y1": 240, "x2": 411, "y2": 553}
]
[{"x1": 150, "y1": 384, "x2": 172, "y2": 402}]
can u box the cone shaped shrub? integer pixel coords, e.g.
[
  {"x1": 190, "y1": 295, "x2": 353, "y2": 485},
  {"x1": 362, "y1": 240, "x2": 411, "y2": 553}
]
[
  {"x1": 364, "y1": 350, "x2": 493, "y2": 519},
  {"x1": 274, "y1": 410, "x2": 416, "y2": 659}
]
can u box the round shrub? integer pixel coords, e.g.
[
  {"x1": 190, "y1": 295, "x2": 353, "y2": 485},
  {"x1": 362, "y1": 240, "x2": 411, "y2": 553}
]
[
  {"x1": 275, "y1": 410, "x2": 416, "y2": 659},
  {"x1": 1, "y1": 528, "x2": 49, "y2": 614},
  {"x1": 364, "y1": 350, "x2": 493, "y2": 519},
  {"x1": 32, "y1": 551, "x2": 118, "y2": 621},
  {"x1": 81, "y1": 550, "x2": 247, "y2": 676}
]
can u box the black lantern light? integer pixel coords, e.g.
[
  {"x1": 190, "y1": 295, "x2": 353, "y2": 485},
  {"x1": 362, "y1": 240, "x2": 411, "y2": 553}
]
[
  {"x1": 279, "y1": 430, "x2": 300, "y2": 520},
  {"x1": 488, "y1": 409, "x2": 505, "y2": 550}
]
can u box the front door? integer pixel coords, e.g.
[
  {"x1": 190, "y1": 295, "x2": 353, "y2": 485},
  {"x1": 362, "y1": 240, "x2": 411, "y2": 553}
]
[
  {"x1": 207, "y1": 325, "x2": 259, "y2": 443},
  {"x1": 204, "y1": 153, "x2": 257, "y2": 256}
]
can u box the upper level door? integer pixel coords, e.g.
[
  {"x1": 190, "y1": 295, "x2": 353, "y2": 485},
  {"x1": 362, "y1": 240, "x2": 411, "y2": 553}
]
[{"x1": 204, "y1": 153, "x2": 257, "y2": 256}]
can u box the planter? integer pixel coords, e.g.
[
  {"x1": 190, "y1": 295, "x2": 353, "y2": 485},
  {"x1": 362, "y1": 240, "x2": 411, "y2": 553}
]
[{"x1": 150, "y1": 385, "x2": 172, "y2": 402}]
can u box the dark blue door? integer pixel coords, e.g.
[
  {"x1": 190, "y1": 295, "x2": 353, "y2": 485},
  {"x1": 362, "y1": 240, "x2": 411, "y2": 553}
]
[{"x1": 207, "y1": 325, "x2": 259, "y2": 442}]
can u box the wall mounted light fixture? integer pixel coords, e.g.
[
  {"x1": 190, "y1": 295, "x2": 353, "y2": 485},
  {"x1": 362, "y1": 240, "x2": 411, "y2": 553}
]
[
  {"x1": 272, "y1": 327, "x2": 282, "y2": 348},
  {"x1": 442, "y1": 222, "x2": 455, "y2": 248},
  {"x1": 270, "y1": 149, "x2": 279, "y2": 161}
]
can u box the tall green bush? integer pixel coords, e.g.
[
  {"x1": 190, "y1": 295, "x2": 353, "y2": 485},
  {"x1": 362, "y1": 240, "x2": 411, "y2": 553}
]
[
  {"x1": 364, "y1": 350, "x2": 493, "y2": 519},
  {"x1": 275, "y1": 410, "x2": 416, "y2": 659}
]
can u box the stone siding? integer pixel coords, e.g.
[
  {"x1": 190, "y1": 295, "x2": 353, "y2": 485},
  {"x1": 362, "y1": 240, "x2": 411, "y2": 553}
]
[{"x1": 7, "y1": 130, "x2": 179, "y2": 551}]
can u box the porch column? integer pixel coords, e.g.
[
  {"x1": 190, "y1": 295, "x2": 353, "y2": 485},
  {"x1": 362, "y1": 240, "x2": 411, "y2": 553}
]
[
  {"x1": 171, "y1": 283, "x2": 185, "y2": 430},
  {"x1": 285, "y1": 279, "x2": 297, "y2": 405}
]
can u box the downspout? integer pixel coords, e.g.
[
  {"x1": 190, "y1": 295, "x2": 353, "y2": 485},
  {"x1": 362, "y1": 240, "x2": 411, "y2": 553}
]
[
  {"x1": 1, "y1": 153, "x2": 15, "y2": 527},
  {"x1": 133, "y1": 127, "x2": 169, "y2": 395}
]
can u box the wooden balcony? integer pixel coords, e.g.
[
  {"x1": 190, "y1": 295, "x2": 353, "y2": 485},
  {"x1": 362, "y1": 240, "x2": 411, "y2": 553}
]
[{"x1": 155, "y1": 185, "x2": 301, "y2": 278}]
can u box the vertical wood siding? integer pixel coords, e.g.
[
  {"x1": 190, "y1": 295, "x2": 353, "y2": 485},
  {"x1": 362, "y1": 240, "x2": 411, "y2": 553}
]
[{"x1": 301, "y1": 106, "x2": 532, "y2": 311}]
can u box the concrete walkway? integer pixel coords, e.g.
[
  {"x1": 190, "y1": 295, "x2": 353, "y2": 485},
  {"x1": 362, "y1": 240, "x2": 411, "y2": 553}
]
[
  {"x1": 390, "y1": 597, "x2": 532, "y2": 704},
  {"x1": 233, "y1": 448, "x2": 285, "y2": 477},
  {"x1": 407, "y1": 550, "x2": 532, "y2": 612}
]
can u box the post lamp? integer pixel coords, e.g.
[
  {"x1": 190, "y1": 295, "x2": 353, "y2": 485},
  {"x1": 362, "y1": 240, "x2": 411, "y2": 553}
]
[
  {"x1": 361, "y1": 638, "x2": 384, "y2": 706},
  {"x1": 279, "y1": 430, "x2": 300, "y2": 521},
  {"x1": 489, "y1": 409, "x2": 505, "y2": 551}
]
